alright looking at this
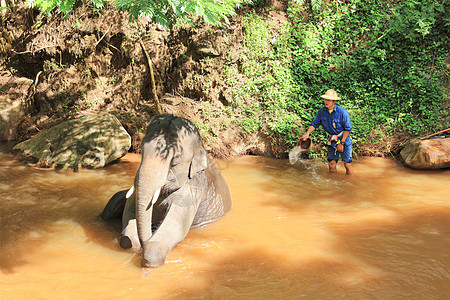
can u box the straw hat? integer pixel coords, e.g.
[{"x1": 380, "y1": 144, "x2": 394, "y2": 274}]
[{"x1": 320, "y1": 89, "x2": 341, "y2": 100}]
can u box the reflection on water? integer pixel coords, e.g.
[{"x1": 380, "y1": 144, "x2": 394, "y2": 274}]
[{"x1": 1, "y1": 143, "x2": 450, "y2": 299}]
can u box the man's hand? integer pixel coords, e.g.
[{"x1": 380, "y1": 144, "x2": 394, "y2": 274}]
[
  {"x1": 336, "y1": 143, "x2": 344, "y2": 152},
  {"x1": 300, "y1": 126, "x2": 315, "y2": 142}
]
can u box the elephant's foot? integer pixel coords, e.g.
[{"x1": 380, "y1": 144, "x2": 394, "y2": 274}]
[
  {"x1": 141, "y1": 241, "x2": 170, "y2": 268},
  {"x1": 119, "y1": 234, "x2": 140, "y2": 250},
  {"x1": 120, "y1": 235, "x2": 133, "y2": 249},
  {"x1": 101, "y1": 190, "x2": 128, "y2": 220}
]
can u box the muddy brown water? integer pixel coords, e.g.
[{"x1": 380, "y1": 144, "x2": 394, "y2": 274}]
[{"x1": 1, "y1": 143, "x2": 449, "y2": 299}]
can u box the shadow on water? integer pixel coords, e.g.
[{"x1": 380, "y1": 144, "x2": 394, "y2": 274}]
[
  {"x1": 165, "y1": 155, "x2": 450, "y2": 299},
  {"x1": 163, "y1": 210, "x2": 450, "y2": 300},
  {"x1": 0, "y1": 143, "x2": 138, "y2": 273}
]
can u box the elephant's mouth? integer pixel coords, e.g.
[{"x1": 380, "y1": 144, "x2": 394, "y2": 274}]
[
  {"x1": 145, "y1": 187, "x2": 161, "y2": 211},
  {"x1": 164, "y1": 169, "x2": 186, "y2": 192},
  {"x1": 158, "y1": 185, "x2": 181, "y2": 201}
]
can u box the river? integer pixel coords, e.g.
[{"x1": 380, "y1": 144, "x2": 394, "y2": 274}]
[{"x1": 1, "y1": 143, "x2": 449, "y2": 299}]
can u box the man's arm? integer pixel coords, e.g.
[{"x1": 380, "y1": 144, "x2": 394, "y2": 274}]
[
  {"x1": 341, "y1": 131, "x2": 350, "y2": 143},
  {"x1": 300, "y1": 126, "x2": 315, "y2": 141},
  {"x1": 336, "y1": 130, "x2": 350, "y2": 152},
  {"x1": 300, "y1": 109, "x2": 322, "y2": 141}
]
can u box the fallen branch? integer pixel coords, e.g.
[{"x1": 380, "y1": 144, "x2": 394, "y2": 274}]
[
  {"x1": 94, "y1": 26, "x2": 111, "y2": 49},
  {"x1": 13, "y1": 45, "x2": 57, "y2": 55},
  {"x1": 420, "y1": 128, "x2": 450, "y2": 140},
  {"x1": 139, "y1": 38, "x2": 162, "y2": 114},
  {"x1": 33, "y1": 70, "x2": 42, "y2": 92}
]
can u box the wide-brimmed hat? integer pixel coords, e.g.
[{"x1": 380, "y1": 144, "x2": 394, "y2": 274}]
[{"x1": 320, "y1": 89, "x2": 341, "y2": 100}]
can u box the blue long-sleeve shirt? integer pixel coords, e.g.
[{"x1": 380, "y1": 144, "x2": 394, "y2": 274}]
[{"x1": 310, "y1": 104, "x2": 352, "y2": 145}]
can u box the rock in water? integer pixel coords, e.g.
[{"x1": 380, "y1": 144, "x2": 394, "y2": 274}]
[
  {"x1": 400, "y1": 138, "x2": 450, "y2": 169},
  {"x1": 13, "y1": 114, "x2": 131, "y2": 170}
]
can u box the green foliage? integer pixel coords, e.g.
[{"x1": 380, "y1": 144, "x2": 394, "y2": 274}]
[
  {"x1": 286, "y1": 0, "x2": 449, "y2": 153},
  {"x1": 27, "y1": 0, "x2": 242, "y2": 28},
  {"x1": 27, "y1": 0, "x2": 80, "y2": 14},
  {"x1": 294, "y1": 0, "x2": 323, "y2": 14},
  {"x1": 220, "y1": 0, "x2": 448, "y2": 158},
  {"x1": 236, "y1": 13, "x2": 302, "y2": 146}
]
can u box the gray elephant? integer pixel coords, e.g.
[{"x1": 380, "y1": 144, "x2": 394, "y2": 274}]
[{"x1": 101, "y1": 114, "x2": 232, "y2": 268}]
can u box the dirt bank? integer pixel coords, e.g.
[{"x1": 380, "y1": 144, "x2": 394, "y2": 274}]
[{"x1": 2, "y1": 2, "x2": 288, "y2": 158}]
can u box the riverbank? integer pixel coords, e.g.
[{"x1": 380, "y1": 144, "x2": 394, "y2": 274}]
[{"x1": 2, "y1": 1, "x2": 448, "y2": 160}]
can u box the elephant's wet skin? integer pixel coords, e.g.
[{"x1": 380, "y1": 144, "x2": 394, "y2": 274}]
[{"x1": 101, "y1": 114, "x2": 232, "y2": 267}]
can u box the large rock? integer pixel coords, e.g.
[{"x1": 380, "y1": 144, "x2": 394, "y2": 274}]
[
  {"x1": 0, "y1": 74, "x2": 32, "y2": 141},
  {"x1": 13, "y1": 114, "x2": 131, "y2": 170},
  {"x1": 400, "y1": 138, "x2": 450, "y2": 169}
]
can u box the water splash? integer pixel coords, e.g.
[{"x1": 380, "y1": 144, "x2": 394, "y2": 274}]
[{"x1": 288, "y1": 146, "x2": 309, "y2": 165}]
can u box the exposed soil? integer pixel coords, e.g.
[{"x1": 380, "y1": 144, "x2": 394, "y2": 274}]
[{"x1": 2, "y1": 2, "x2": 288, "y2": 158}]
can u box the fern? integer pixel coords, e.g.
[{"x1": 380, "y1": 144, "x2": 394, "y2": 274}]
[
  {"x1": 292, "y1": 0, "x2": 322, "y2": 13},
  {"x1": 27, "y1": 0, "x2": 240, "y2": 27},
  {"x1": 311, "y1": 0, "x2": 321, "y2": 13}
]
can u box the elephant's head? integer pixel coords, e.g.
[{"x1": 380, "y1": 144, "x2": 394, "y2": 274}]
[{"x1": 134, "y1": 115, "x2": 208, "y2": 255}]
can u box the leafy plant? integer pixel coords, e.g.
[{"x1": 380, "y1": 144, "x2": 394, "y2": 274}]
[
  {"x1": 219, "y1": 0, "x2": 448, "y2": 157},
  {"x1": 286, "y1": 0, "x2": 449, "y2": 155},
  {"x1": 293, "y1": 0, "x2": 323, "y2": 13},
  {"x1": 27, "y1": 0, "x2": 244, "y2": 28}
]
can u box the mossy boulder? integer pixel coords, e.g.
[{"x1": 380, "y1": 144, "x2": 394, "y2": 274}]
[
  {"x1": 13, "y1": 114, "x2": 131, "y2": 170},
  {"x1": 399, "y1": 138, "x2": 450, "y2": 170}
]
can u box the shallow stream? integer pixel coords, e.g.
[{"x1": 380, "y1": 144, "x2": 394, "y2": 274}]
[{"x1": 1, "y1": 144, "x2": 449, "y2": 299}]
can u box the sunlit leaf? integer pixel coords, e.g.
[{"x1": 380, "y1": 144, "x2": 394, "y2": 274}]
[{"x1": 27, "y1": 0, "x2": 242, "y2": 28}]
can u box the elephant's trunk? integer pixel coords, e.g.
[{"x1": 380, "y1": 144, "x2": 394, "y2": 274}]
[{"x1": 135, "y1": 155, "x2": 170, "y2": 246}]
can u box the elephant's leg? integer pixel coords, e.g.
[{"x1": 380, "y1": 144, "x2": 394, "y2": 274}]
[
  {"x1": 142, "y1": 189, "x2": 198, "y2": 267},
  {"x1": 119, "y1": 188, "x2": 141, "y2": 250},
  {"x1": 101, "y1": 189, "x2": 128, "y2": 220}
]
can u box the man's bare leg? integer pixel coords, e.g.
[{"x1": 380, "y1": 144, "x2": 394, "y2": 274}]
[
  {"x1": 328, "y1": 160, "x2": 337, "y2": 173},
  {"x1": 344, "y1": 161, "x2": 353, "y2": 174}
]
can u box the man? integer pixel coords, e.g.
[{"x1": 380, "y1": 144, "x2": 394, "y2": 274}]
[{"x1": 300, "y1": 89, "x2": 354, "y2": 174}]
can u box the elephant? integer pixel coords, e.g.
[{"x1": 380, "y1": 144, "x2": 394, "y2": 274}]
[{"x1": 101, "y1": 114, "x2": 232, "y2": 268}]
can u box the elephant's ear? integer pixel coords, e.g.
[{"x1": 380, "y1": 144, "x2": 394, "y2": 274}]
[{"x1": 189, "y1": 148, "x2": 207, "y2": 179}]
